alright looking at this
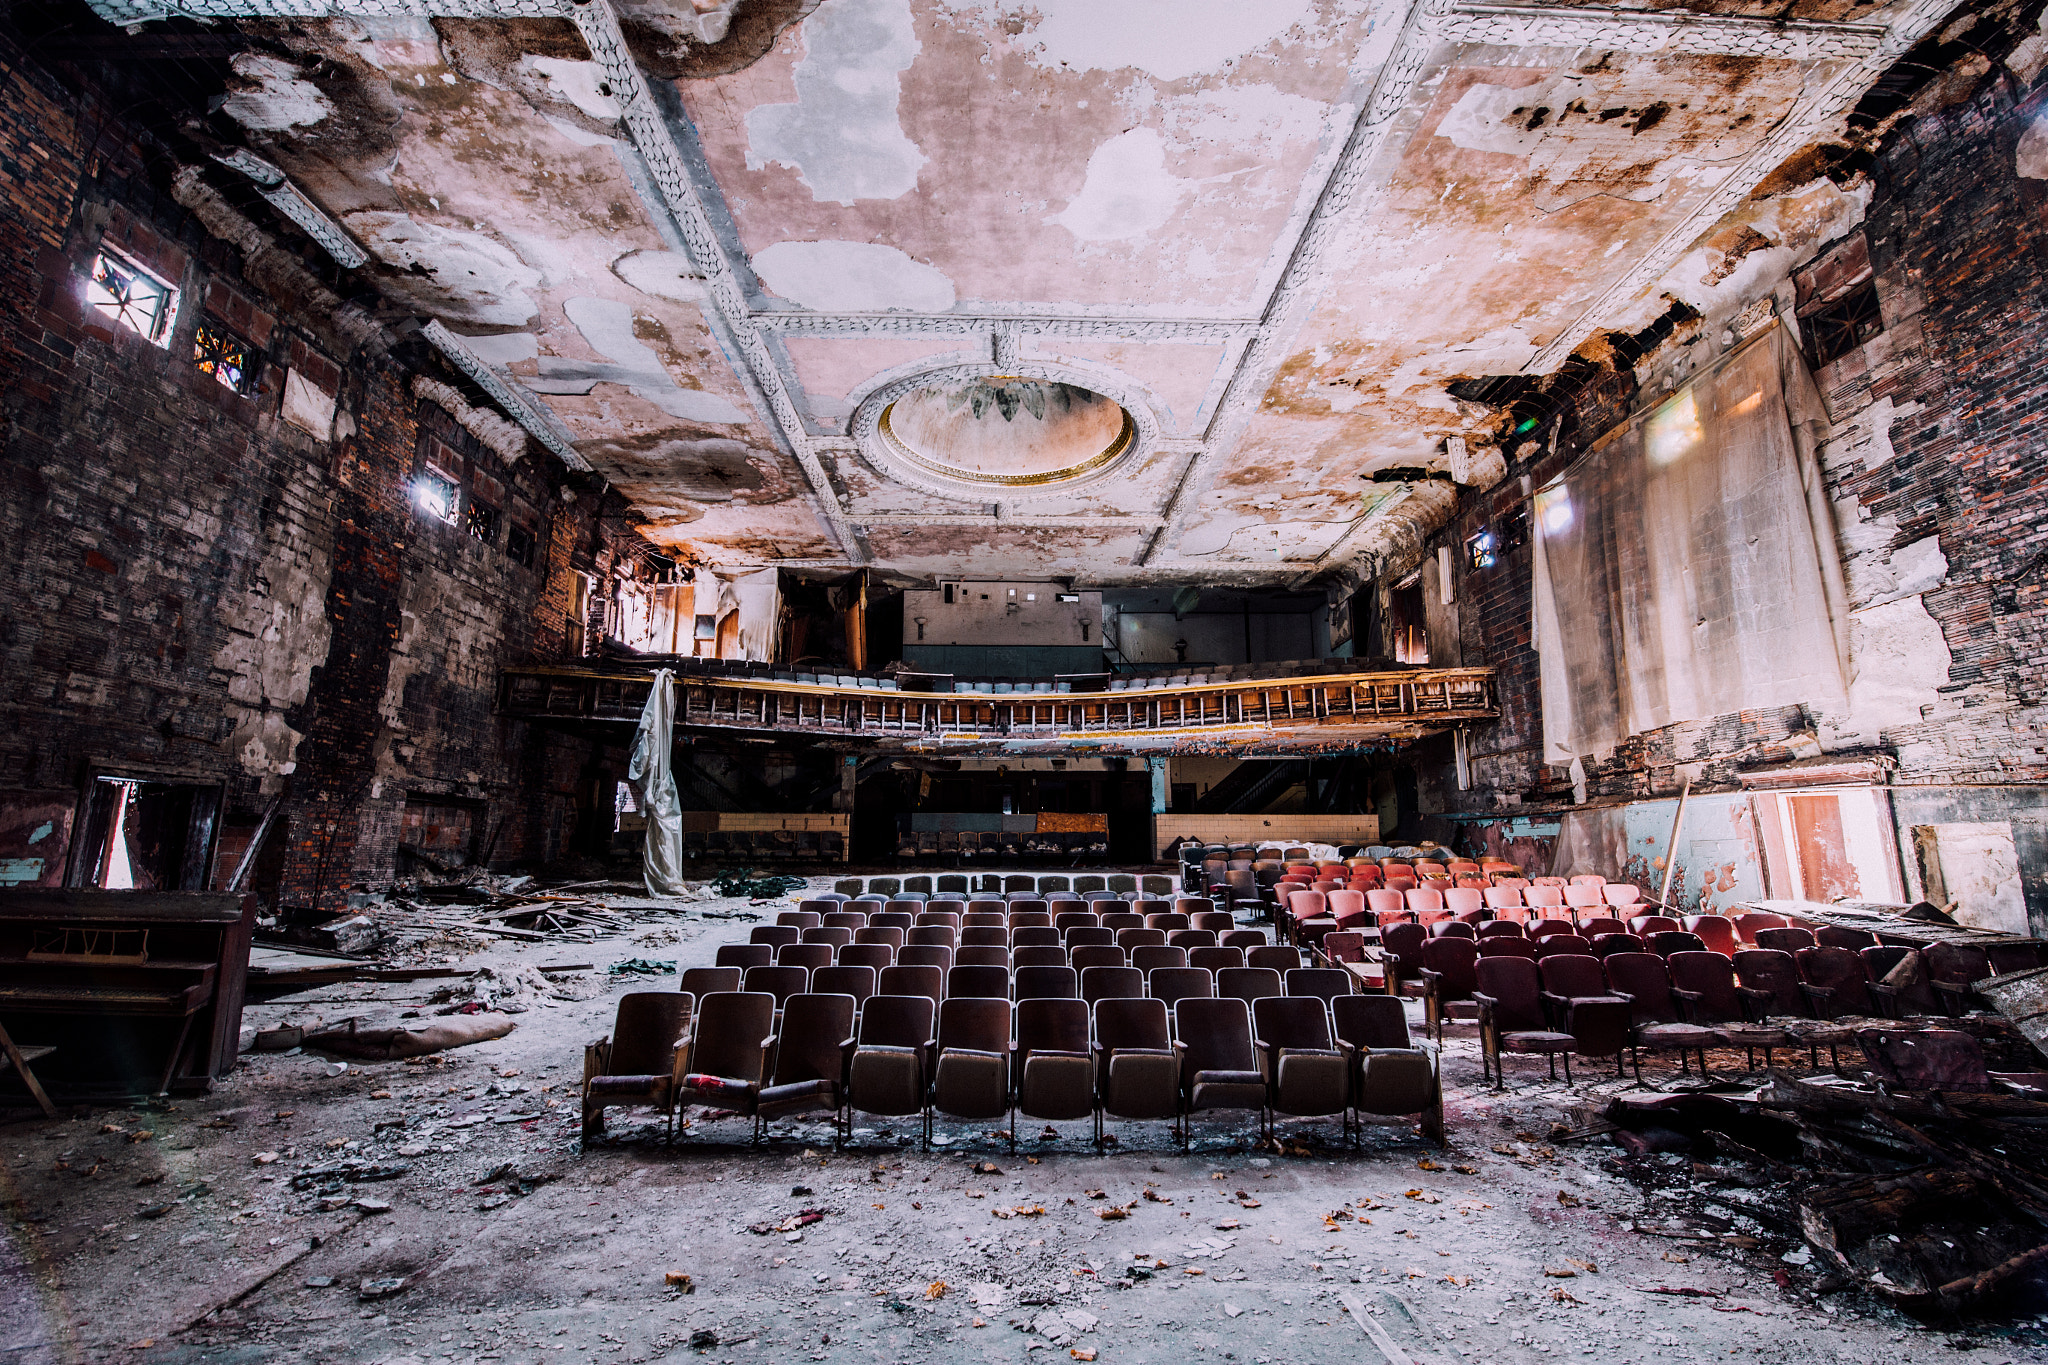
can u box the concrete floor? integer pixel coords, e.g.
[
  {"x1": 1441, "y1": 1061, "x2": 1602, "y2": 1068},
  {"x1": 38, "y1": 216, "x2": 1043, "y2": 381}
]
[{"x1": 4, "y1": 875, "x2": 2047, "y2": 1365}]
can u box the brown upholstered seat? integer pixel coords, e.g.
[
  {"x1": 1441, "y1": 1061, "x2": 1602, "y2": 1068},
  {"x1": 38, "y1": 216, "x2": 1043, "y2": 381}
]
[{"x1": 582, "y1": 991, "x2": 693, "y2": 1143}]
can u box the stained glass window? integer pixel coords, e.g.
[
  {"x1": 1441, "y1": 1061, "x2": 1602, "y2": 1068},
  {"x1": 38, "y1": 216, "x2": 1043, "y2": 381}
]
[
  {"x1": 194, "y1": 321, "x2": 252, "y2": 393},
  {"x1": 86, "y1": 251, "x2": 173, "y2": 343},
  {"x1": 465, "y1": 499, "x2": 500, "y2": 545}
]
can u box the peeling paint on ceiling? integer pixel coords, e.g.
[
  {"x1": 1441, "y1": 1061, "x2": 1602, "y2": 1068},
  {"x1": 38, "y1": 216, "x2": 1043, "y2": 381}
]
[{"x1": 744, "y1": 0, "x2": 928, "y2": 204}]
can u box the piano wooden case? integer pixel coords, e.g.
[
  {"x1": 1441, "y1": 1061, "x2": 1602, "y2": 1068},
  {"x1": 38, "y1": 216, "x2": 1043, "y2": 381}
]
[{"x1": 0, "y1": 890, "x2": 255, "y2": 1095}]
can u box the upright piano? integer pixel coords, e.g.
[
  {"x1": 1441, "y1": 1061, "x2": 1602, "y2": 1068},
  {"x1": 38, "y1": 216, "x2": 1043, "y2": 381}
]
[{"x1": 0, "y1": 889, "x2": 255, "y2": 1096}]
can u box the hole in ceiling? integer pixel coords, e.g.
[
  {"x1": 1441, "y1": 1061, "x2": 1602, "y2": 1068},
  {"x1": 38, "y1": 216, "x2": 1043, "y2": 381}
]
[{"x1": 877, "y1": 377, "x2": 1134, "y2": 488}]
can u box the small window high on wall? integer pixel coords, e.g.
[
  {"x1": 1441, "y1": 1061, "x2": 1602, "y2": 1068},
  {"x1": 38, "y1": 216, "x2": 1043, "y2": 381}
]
[
  {"x1": 87, "y1": 249, "x2": 176, "y2": 345},
  {"x1": 69, "y1": 776, "x2": 222, "y2": 891},
  {"x1": 1752, "y1": 787, "x2": 1904, "y2": 904}
]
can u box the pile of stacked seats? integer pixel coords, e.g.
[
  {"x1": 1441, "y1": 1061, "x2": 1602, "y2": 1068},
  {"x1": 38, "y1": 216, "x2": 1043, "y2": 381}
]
[{"x1": 579, "y1": 882, "x2": 1444, "y2": 1150}]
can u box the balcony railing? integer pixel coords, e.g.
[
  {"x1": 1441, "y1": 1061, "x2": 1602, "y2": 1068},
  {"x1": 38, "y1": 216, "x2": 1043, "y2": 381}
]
[{"x1": 499, "y1": 660, "x2": 1498, "y2": 754}]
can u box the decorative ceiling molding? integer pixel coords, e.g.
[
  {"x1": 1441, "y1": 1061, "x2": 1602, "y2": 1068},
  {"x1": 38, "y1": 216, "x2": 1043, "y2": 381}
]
[
  {"x1": 1439, "y1": 4, "x2": 1887, "y2": 59},
  {"x1": 751, "y1": 313, "x2": 1261, "y2": 342},
  {"x1": 853, "y1": 514, "x2": 1169, "y2": 529},
  {"x1": 422, "y1": 321, "x2": 590, "y2": 471},
  {"x1": 1520, "y1": 0, "x2": 1967, "y2": 373},
  {"x1": 209, "y1": 148, "x2": 368, "y2": 267}
]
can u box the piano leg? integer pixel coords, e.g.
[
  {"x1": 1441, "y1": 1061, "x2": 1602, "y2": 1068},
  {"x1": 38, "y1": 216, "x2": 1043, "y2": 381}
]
[
  {"x1": 0, "y1": 1020, "x2": 57, "y2": 1118},
  {"x1": 156, "y1": 1013, "x2": 198, "y2": 1099}
]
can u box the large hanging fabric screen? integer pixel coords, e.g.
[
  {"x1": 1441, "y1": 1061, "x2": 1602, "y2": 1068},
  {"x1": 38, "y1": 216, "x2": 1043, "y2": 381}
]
[{"x1": 1532, "y1": 325, "x2": 1849, "y2": 765}]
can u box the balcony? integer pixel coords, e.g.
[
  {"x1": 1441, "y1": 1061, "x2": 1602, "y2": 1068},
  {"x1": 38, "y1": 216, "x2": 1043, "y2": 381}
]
[{"x1": 499, "y1": 658, "x2": 1498, "y2": 756}]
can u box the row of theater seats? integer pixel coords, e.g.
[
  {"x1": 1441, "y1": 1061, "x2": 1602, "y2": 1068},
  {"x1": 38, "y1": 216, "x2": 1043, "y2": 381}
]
[
  {"x1": 893, "y1": 831, "x2": 1111, "y2": 861},
  {"x1": 677, "y1": 829, "x2": 844, "y2": 860},
  {"x1": 580, "y1": 896, "x2": 1443, "y2": 1149},
  {"x1": 1275, "y1": 886, "x2": 1649, "y2": 941},
  {"x1": 1355, "y1": 918, "x2": 2045, "y2": 1088},
  {"x1": 831, "y1": 874, "x2": 1181, "y2": 898}
]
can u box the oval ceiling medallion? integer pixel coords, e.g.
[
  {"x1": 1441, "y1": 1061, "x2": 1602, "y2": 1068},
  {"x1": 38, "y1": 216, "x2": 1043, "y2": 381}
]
[
  {"x1": 880, "y1": 377, "x2": 1132, "y2": 486},
  {"x1": 852, "y1": 362, "x2": 1154, "y2": 502}
]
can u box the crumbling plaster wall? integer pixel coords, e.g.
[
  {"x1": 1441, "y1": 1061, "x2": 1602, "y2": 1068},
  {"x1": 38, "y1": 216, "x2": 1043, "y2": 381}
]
[
  {"x1": 1394, "y1": 56, "x2": 2048, "y2": 924},
  {"x1": 0, "y1": 38, "x2": 653, "y2": 908}
]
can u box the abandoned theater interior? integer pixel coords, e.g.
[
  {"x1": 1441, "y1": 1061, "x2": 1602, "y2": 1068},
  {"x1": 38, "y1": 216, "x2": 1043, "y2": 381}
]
[{"x1": 14, "y1": 0, "x2": 2048, "y2": 1360}]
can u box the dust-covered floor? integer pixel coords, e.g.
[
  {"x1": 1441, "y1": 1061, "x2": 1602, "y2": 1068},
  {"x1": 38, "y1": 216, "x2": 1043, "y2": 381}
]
[{"x1": 5, "y1": 875, "x2": 2048, "y2": 1365}]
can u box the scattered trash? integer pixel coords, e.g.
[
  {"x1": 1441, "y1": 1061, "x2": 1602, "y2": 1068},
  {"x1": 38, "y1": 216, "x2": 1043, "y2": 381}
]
[
  {"x1": 665, "y1": 1272, "x2": 695, "y2": 1294},
  {"x1": 712, "y1": 869, "x2": 806, "y2": 901},
  {"x1": 748, "y1": 1210, "x2": 827, "y2": 1235},
  {"x1": 304, "y1": 1013, "x2": 514, "y2": 1059},
  {"x1": 304, "y1": 1276, "x2": 334, "y2": 1289},
  {"x1": 607, "y1": 958, "x2": 678, "y2": 977},
  {"x1": 357, "y1": 1277, "x2": 406, "y2": 1301},
  {"x1": 926, "y1": 1281, "x2": 947, "y2": 1300}
]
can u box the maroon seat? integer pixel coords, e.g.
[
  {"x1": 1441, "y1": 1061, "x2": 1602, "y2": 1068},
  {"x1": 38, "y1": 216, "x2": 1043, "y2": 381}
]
[
  {"x1": 1648, "y1": 931, "x2": 1707, "y2": 958},
  {"x1": 1794, "y1": 946, "x2": 1875, "y2": 1018},
  {"x1": 1478, "y1": 936, "x2": 1538, "y2": 959},
  {"x1": 1732, "y1": 949, "x2": 1806, "y2": 1017},
  {"x1": 1730, "y1": 912, "x2": 1788, "y2": 944},
  {"x1": 1533, "y1": 934, "x2": 1592, "y2": 959},
  {"x1": 1755, "y1": 927, "x2": 1816, "y2": 953},
  {"x1": 1925, "y1": 941, "x2": 1994, "y2": 1016},
  {"x1": 1535, "y1": 954, "x2": 1631, "y2": 1076},
  {"x1": 1862, "y1": 945, "x2": 1940, "y2": 1018},
  {"x1": 1414, "y1": 937, "x2": 1480, "y2": 1040},
  {"x1": 1429, "y1": 921, "x2": 1477, "y2": 940},
  {"x1": 1682, "y1": 916, "x2": 1739, "y2": 957},
  {"x1": 1380, "y1": 922, "x2": 1430, "y2": 996},
  {"x1": 1476, "y1": 921, "x2": 1527, "y2": 939},
  {"x1": 1590, "y1": 931, "x2": 1644, "y2": 959},
  {"x1": 1628, "y1": 915, "x2": 1680, "y2": 937},
  {"x1": 1667, "y1": 950, "x2": 1785, "y2": 1068},
  {"x1": 1578, "y1": 917, "x2": 1626, "y2": 940},
  {"x1": 1529, "y1": 919, "x2": 1576, "y2": 940},
  {"x1": 1603, "y1": 952, "x2": 1716, "y2": 1078},
  {"x1": 1472, "y1": 956, "x2": 1577, "y2": 1087},
  {"x1": 1816, "y1": 926, "x2": 1878, "y2": 951}
]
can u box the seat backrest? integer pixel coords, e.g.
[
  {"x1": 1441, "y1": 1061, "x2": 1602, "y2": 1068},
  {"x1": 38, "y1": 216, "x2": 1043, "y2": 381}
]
[
  {"x1": 1381, "y1": 922, "x2": 1428, "y2": 965},
  {"x1": 1529, "y1": 919, "x2": 1576, "y2": 940},
  {"x1": 1816, "y1": 926, "x2": 1879, "y2": 951},
  {"x1": 855, "y1": 927, "x2": 906, "y2": 951},
  {"x1": 795, "y1": 901, "x2": 836, "y2": 920},
  {"x1": 1131, "y1": 944, "x2": 1189, "y2": 973},
  {"x1": 897, "y1": 944, "x2": 955, "y2": 972},
  {"x1": 1102, "y1": 912, "x2": 1145, "y2": 932},
  {"x1": 878, "y1": 963, "x2": 944, "y2": 1004},
  {"x1": 1065, "y1": 926, "x2": 1115, "y2": 949},
  {"x1": 1569, "y1": 874, "x2": 1606, "y2": 887},
  {"x1": 1192, "y1": 911, "x2": 1237, "y2": 933},
  {"x1": 1247, "y1": 945, "x2": 1301, "y2": 972},
  {"x1": 1366, "y1": 888, "x2": 1407, "y2": 915},
  {"x1": 1479, "y1": 936, "x2": 1538, "y2": 959},
  {"x1": 1285, "y1": 966, "x2": 1356, "y2": 1002},
  {"x1": 1015, "y1": 965, "x2": 1079, "y2": 1000},
  {"x1": 937, "y1": 996, "x2": 1011, "y2": 1054},
  {"x1": 1648, "y1": 931, "x2": 1706, "y2": 958},
  {"x1": 1174, "y1": 997, "x2": 1256, "y2": 1077},
  {"x1": 1473, "y1": 956, "x2": 1545, "y2": 1032},
  {"x1": 1483, "y1": 886, "x2": 1524, "y2": 909},
  {"x1": 1602, "y1": 883, "x2": 1642, "y2": 907},
  {"x1": 1016, "y1": 997, "x2": 1089, "y2": 1066},
  {"x1": 752, "y1": 925, "x2": 800, "y2": 948},
  {"x1": 1667, "y1": 951, "x2": 1743, "y2": 1022},
  {"x1": 947, "y1": 965, "x2": 1011, "y2": 999},
  {"x1": 805, "y1": 926, "x2": 855, "y2": 950},
  {"x1": 1682, "y1": 916, "x2": 1738, "y2": 955},
  {"x1": 1145, "y1": 913, "x2": 1193, "y2": 931},
  {"x1": 688, "y1": 992, "x2": 776, "y2": 1082},
  {"x1": 1009, "y1": 898, "x2": 1048, "y2": 916},
  {"x1": 1477, "y1": 920, "x2": 1526, "y2": 939},
  {"x1": 1430, "y1": 921, "x2": 1477, "y2": 940},
  {"x1": 745, "y1": 964, "x2": 811, "y2": 1008},
  {"x1": 1563, "y1": 885, "x2": 1604, "y2": 909},
  {"x1": 1221, "y1": 929, "x2": 1268, "y2": 951},
  {"x1": 908, "y1": 926, "x2": 957, "y2": 949},
  {"x1": 609, "y1": 992, "x2": 693, "y2": 1076},
  {"x1": 1218, "y1": 966, "x2": 1284, "y2": 1003},
  {"x1": 1444, "y1": 888, "x2": 1484, "y2": 916},
  {"x1": 1012, "y1": 926, "x2": 1060, "y2": 948},
  {"x1": 777, "y1": 943, "x2": 833, "y2": 971},
  {"x1": 957, "y1": 945, "x2": 1010, "y2": 968},
  {"x1": 1731, "y1": 912, "x2": 1788, "y2": 942},
  {"x1": 1591, "y1": 932, "x2": 1645, "y2": 958},
  {"x1": 1755, "y1": 926, "x2": 1816, "y2": 953},
  {"x1": 1117, "y1": 927, "x2": 1168, "y2": 951},
  {"x1": 1008, "y1": 911, "x2": 1053, "y2": 930},
  {"x1": 1793, "y1": 946, "x2": 1874, "y2": 1014},
  {"x1": 1284, "y1": 890, "x2": 1327, "y2": 921},
  {"x1": 1405, "y1": 887, "x2": 1446, "y2": 912},
  {"x1": 1190, "y1": 946, "x2": 1246, "y2": 973},
  {"x1": 1925, "y1": 940, "x2": 1993, "y2": 986},
  {"x1": 1013, "y1": 945, "x2": 1067, "y2": 970},
  {"x1": 1578, "y1": 917, "x2": 1625, "y2": 939},
  {"x1": 1536, "y1": 952, "x2": 1607, "y2": 1000},
  {"x1": 1732, "y1": 948, "x2": 1805, "y2": 1016},
  {"x1": 770, "y1": 993, "x2": 858, "y2": 1086},
  {"x1": 1603, "y1": 952, "x2": 1679, "y2": 1023},
  {"x1": 1168, "y1": 929, "x2": 1219, "y2": 951},
  {"x1": 827, "y1": 911, "x2": 871, "y2": 930},
  {"x1": 869, "y1": 911, "x2": 915, "y2": 932},
  {"x1": 961, "y1": 926, "x2": 1008, "y2": 948},
  {"x1": 1081, "y1": 965, "x2": 1145, "y2": 1005},
  {"x1": 1095, "y1": 997, "x2": 1170, "y2": 1053},
  {"x1": 858, "y1": 992, "x2": 933, "y2": 1049},
  {"x1": 914, "y1": 912, "x2": 961, "y2": 931},
  {"x1": 1148, "y1": 966, "x2": 1215, "y2": 1009},
  {"x1": 1628, "y1": 914, "x2": 1679, "y2": 936},
  {"x1": 966, "y1": 899, "x2": 1006, "y2": 916},
  {"x1": 1071, "y1": 945, "x2": 1127, "y2": 973},
  {"x1": 1253, "y1": 994, "x2": 1335, "y2": 1051},
  {"x1": 812, "y1": 965, "x2": 876, "y2": 1005},
  {"x1": 1055, "y1": 912, "x2": 1100, "y2": 932},
  {"x1": 926, "y1": 899, "x2": 964, "y2": 917},
  {"x1": 680, "y1": 966, "x2": 743, "y2": 998},
  {"x1": 1331, "y1": 993, "x2": 1413, "y2": 1051},
  {"x1": 716, "y1": 943, "x2": 772, "y2": 971},
  {"x1": 1525, "y1": 886, "x2": 1564, "y2": 908}
]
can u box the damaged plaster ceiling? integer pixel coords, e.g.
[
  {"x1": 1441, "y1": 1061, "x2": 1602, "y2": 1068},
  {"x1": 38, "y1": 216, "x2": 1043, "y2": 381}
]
[{"x1": 85, "y1": 0, "x2": 1965, "y2": 580}]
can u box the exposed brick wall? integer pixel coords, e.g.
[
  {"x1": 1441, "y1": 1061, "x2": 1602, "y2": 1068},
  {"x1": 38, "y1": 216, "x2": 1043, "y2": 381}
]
[
  {"x1": 1422, "y1": 69, "x2": 2048, "y2": 822},
  {"x1": 0, "y1": 37, "x2": 658, "y2": 910}
]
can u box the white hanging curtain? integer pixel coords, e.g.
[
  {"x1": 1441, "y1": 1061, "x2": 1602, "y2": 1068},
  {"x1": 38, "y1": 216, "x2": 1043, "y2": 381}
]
[
  {"x1": 732, "y1": 567, "x2": 781, "y2": 662},
  {"x1": 627, "y1": 668, "x2": 689, "y2": 896},
  {"x1": 1534, "y1": 325, "x2": 1849, "y2": 765}
]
